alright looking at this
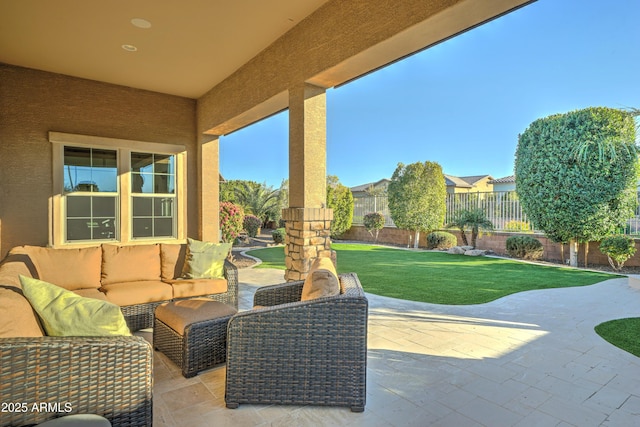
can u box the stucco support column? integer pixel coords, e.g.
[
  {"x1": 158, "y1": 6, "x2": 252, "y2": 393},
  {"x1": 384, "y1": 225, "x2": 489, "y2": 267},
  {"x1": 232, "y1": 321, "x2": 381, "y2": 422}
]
[
  {"x1": 284, "y1": 83, "x2": 333, "y2": 281},
  {"x1": 199, "y1": 134, "x2": 220, "y2": 242}
]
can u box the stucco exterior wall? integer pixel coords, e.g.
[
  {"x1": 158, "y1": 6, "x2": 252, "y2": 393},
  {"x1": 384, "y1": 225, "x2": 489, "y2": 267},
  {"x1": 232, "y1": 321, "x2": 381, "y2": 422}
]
[{"x1": 0, "y1": 64, "x2": 197, "y2": 258}]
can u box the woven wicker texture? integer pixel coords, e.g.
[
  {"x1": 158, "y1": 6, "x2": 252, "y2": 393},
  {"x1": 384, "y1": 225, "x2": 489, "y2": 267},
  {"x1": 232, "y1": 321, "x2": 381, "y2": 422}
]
[
  {"x1": 0, "y1": 336, "x2": 152, "y2": 427},
  {"x1": 225, "y1": 272, "x2": 368, "y2": 412},
  {"x1": 154, "y1": 310, "x2": 234, "y2": 378}
]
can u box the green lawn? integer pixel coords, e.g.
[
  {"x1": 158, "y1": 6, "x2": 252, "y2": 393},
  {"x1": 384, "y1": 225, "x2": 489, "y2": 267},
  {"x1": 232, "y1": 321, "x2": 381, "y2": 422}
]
[
  {"x1": 249, "y1": 243, "x2": 618, "y2": 305},
  {"x1": 595, "y1": 318, "x2": 640, "y2": 358}
]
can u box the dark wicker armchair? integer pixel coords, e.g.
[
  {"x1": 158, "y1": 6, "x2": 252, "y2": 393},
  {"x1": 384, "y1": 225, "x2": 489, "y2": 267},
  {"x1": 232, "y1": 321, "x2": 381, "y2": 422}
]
[
  {"x1": 0, "y1": 336, "x2": 153, "y2": 427},
  {"x1": 225, "y1": 272, "x2": 368, "y2": 412}
]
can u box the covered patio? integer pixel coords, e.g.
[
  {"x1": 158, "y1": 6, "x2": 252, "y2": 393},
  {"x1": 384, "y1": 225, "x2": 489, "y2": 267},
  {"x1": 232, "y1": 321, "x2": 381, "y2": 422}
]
[{"x1": 150, "y1": 267, "x2": 640, "y2": 426}]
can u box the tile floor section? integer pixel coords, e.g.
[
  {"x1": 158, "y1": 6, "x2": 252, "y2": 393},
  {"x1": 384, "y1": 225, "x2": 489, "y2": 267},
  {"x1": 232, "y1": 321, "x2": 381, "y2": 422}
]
[{"x1": 143, "y1": 268, "x2": 640, "y2": 426}]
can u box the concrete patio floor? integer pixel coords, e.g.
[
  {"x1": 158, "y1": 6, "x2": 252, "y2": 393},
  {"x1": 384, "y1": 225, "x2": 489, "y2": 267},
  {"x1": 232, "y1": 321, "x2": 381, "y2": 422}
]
[{"x1": 148, "y1": 267, "x2": 640, "y2": 427}]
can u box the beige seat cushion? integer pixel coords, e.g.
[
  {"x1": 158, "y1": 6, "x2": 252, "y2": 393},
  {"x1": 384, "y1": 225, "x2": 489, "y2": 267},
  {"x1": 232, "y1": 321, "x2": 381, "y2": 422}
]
[
  {"x1": 24, "y1": 246, "x2": 102, "y2": 290},
  {"x1": 301, "y1": 257, "x2": 340, "y2": 301},
  {"x1": 101, "y1": 281, "x2": 173, "y2": 306},
  {"x1": 165, "y1": 278, "x2": 228, "y2": 299},
  {"x1": 160, "y1": 243, "x2": 187, "y2": 281},
  {"x1": 156, "y1": 298, "x2": 237, "y2": 333},
  {"x1": 101, "y1": 244, "x2": 161, "y2": 285},
  {"x1": 73, "y1": 288, "x2": 109, "y2": 301}
]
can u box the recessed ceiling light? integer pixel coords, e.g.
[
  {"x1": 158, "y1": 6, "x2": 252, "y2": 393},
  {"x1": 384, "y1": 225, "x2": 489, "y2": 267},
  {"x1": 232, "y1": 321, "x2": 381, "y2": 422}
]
[
  {"x1": 131, "y1": 18, "x2": 152, "y2": 29},
  {"x1": 122, "y1": 44, "x2": 138, "y2": 52}
]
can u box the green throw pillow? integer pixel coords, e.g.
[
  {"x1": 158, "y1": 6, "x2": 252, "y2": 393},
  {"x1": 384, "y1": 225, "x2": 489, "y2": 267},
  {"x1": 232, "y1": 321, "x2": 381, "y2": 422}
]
[
  {"x1": 19, "y1": 275, "x2": 131, "y2": 337},
  {"x1": 183, "y1": 238, "x2": 232, "y2": 279}
]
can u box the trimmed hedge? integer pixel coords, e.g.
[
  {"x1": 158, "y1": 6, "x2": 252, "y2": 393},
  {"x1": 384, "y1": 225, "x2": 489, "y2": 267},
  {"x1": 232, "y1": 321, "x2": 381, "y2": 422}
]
[
  {"x1": 506, "y1": 235, "x2": 543, "y2": 260},
  {"x1": 427, "y1": 231, "x2": 457, "y2": 250}
]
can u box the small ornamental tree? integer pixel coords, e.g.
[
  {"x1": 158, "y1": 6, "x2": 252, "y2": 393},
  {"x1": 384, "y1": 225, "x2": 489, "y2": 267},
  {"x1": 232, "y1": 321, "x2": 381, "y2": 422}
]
[
  {"x1": 243, "y1": 214, "x2": 262, "y2": 237},
  {"x1": 326, "y1": 175, "x2": 354, "y2": 238},
  {"x1": 363, "y1": 212, "x2": 385, "y2": 242},
  {"x1": 219, "y1": 202, "x2": 244, "y2": 243},
  {"x1": 599, "y1": 235, "x2": 637, "y2": 271},
  {"x1": 388, "y1": 161, "x2": 446, "y2": 248},
  {"x1": 516, "y1": 107, "x2": 638, "y2": 267}
]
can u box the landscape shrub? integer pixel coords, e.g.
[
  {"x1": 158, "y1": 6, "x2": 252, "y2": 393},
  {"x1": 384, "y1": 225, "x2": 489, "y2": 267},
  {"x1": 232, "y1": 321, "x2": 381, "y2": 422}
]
[
  {"x1": 599, "y1": 235, "x2": 636, "y2": 271},
  {"x1": 272, "y1": 228, "x2": 286, "y2": 244},
  {"x1": 505, "y1": 220, "x2": 532, "y2": 233},
  {"x1": 220, "y1": 202, "x2": 244, "y2": 243},
  {"x1": 363, "y1": 212, "x2": 385, "y2": 242},
  {"x1": 243, "y1": 214, "x2": 262, "y2": 237},
  {"x1": 506, "y1": 235, "x2": 543, "y2": 260},
  {"x1": 426, "y1": 231, "x2": 457, "y2": 250}
]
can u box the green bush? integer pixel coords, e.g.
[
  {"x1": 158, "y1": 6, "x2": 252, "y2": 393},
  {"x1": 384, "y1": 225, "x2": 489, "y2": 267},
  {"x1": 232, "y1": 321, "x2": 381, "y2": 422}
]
[
  {"x1": 426, "y1": 231, "x2": 457, "y2": 250},
  {"x1": 505, "y1": 220, "x2": 532, "y2": 233},
  {"x1": 363, "y1": 212, "x2": 385, "y2": 242},
  {"x1": 272, "y1": 228, "x2": 286, "y2": 244},
  {"x1": 599, "y1": 235, "x2": 636, "y2": 271},
  {"x1": 506, "y1": 235, "x2": 543, "y2": 260},
  {"x1": 243, "y1": 214, "x2": 262, "y2": 237}
]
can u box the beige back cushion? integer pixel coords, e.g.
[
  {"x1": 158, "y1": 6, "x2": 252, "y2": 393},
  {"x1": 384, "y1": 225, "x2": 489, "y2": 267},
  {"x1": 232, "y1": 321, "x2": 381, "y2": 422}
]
[
  {"x1": 0, "y1": 287, "x2": 44, "y2": 337},
  {"x1": 24, "y1": 246, "x2": 102, "y2": 290},
  {"x1": 101, "y1": 244, "x2": 161, "y2": 285},
  {"x1": 301, "y1": 257, "x2": 340, "y2": 301},
  {"x1": 160, "y1": 243, "x2": 187, "y2": 281}
]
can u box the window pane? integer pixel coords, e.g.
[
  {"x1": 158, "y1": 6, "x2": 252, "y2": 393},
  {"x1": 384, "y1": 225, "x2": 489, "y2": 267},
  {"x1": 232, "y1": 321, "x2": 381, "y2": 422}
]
[
  {"x1": 93, "y1": 196, "x2": 116, "y2": 217},
  {"x1": 67, "y1": 219, "x2": 92, "y2": 241},
  {"x1": 133, "y1": 218, "x2": 153, "y2": 238},
  {"x1": 92, "y1": 218, "x2": 117, "y2": 240},
  {"x1": 154, "y1": 198, "x2": 174, "y2": 217},
  {"x1": 154, "y1": 175, "x2": 174, "y2": 194},
  {"x1": 133, "y1": 197, "x2": 153, "y2": 216},
  {"x1": 133, "y1": 173, "x2": 153, "y2": 193},
  {"x1": 64, "y1": 147, "x2": 116, "y2": 193},
  {"x1": 154, "y1": 218, "x2": 173, "y2": 237},
  {"x1": 154, "y1": 155, "x2": 174, "y2": 174},
  {"x1": 67, "y1": 196, "x2": 91, "y2": 218},
  {"x1": 131, "y1": 152, "x2": 154, "y2": 174}
]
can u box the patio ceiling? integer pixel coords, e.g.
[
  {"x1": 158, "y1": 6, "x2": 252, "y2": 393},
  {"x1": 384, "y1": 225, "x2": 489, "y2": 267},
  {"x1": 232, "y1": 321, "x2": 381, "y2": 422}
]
[{"x1": 0, "y1": 0, "x2": 329, "y2": 99}]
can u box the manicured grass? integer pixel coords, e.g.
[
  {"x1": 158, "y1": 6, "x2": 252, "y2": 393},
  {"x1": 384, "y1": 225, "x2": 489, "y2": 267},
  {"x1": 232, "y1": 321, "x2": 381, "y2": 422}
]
[
  {"x1": 595, "y1": 318, "x2": 640, "y2": 358},
  {"x1": 249, "y1": 243, "x2": 617, "y2": 305}
]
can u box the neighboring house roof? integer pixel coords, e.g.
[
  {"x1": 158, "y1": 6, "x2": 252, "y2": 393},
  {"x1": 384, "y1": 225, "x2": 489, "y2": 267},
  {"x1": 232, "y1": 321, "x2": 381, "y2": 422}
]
[
  {"x1": 489, "y1": 175, "x2": 515, "y2": 184},
  {"x1": 444, "y1": 174, "x2": 472, "y2": 188},
  {"x1": 350, "y1": 179, "x2": 390, "y2": 193}
]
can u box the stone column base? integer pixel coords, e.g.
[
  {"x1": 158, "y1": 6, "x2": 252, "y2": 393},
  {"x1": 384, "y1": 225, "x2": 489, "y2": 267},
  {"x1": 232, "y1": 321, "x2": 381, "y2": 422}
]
[{"x1": 283, "y1": 207, "x2": 333, "y2": 282}]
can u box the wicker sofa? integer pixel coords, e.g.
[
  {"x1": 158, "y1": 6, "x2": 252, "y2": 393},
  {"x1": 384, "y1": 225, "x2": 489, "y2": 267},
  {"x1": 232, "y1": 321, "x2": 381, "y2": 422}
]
[
  {"x1": 0, "y1": 242, "x2": 237, "y2": 427},
  {"x1": 225, "y1": 272, "x2": 368, "y2": 412}
]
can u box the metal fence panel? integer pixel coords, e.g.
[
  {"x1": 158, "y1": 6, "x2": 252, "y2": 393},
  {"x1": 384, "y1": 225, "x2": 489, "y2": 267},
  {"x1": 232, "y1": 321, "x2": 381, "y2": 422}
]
[{"x1": 352, "y1": 191, "x2": 640, "y2": 235}]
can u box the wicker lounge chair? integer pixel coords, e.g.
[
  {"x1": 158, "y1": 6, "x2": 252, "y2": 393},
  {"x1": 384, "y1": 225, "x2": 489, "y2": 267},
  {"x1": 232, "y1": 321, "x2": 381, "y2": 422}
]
[{"x1": 225, "y1": 272, "x2": 368, "y2": 412}]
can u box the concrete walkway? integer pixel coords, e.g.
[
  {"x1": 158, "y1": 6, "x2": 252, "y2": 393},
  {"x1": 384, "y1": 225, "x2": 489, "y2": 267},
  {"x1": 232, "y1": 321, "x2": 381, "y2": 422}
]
[{"x1": 153, "y1": 267, "x2": 640, "y2": 426}]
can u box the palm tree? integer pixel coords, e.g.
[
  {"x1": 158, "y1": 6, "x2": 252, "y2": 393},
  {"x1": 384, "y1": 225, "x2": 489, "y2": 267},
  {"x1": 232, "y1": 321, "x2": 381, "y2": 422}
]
[
  {"x1": 235, "y1": 181, "x2": 280, "y2": 225},
  {"x1": 447, "y1": 208, "x2": 494, "y2": 248}
]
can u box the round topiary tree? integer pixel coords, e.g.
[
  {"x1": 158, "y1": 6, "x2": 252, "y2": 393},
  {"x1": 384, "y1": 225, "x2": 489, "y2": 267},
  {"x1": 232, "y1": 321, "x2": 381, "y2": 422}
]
[
  {"x1": 515, "y1": 107, "x2": 638, "y2": 267},
  {"x1": 388, "y1": 161, "x2": 446, "y2": 248},
  {"x1": 599, "y1": 235, "x2": 637, "y2": 271}
]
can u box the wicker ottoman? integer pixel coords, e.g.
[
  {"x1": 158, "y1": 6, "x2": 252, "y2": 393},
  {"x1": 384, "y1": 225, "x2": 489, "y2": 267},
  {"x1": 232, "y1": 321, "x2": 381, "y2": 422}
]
[{"x1": 154, "y1": 298, "x2": 237, "y2": 378}]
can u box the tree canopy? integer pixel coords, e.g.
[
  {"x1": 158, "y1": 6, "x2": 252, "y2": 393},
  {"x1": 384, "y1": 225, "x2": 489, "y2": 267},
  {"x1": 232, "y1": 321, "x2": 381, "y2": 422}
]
[
  {"x1": 387, "y1": 161, "x2": 446, "y2": 248},
  {"x1": 326, "y1": 175, "x2": 354, "y2": 238},
  {"x1": 515, "y1": 107, "x2": 638, "y2": 265}
]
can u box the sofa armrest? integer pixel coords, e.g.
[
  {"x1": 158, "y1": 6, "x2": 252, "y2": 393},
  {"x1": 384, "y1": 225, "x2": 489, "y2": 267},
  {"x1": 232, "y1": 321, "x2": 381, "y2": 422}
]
[
  {"x1": 252, "y1": 280, "x2": 304, "y2": 307},
  {"x1": 223, "y1": 259, "x2": 238, "y2": 308},
  {"x1": 0, "y1": 336, "x2": 153, "y2": 427}
]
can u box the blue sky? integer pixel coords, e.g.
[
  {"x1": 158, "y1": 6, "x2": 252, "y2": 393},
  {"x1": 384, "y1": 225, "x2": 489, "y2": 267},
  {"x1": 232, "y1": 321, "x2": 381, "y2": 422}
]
[{"x1": 219, "y1": 0, "x2": 640, "y2": 189}]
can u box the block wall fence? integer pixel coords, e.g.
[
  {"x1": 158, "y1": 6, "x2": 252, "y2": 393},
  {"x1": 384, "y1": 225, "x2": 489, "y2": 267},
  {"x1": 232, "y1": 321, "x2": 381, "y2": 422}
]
[{"x1": 339, "y1": 225, "x2": 640, "y2": 268}]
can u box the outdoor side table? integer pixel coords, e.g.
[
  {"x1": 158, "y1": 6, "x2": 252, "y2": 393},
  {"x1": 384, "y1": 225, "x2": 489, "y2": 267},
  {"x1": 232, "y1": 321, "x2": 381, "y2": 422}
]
[{"x1": 154, "y1": 298, "x2": 237, "y2": 378}]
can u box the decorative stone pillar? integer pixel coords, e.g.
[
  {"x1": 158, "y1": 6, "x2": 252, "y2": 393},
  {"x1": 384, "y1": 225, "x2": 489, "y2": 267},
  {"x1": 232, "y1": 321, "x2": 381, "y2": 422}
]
[{"x1": 283, "y1": 207, "x2": 333, "y2": 282}]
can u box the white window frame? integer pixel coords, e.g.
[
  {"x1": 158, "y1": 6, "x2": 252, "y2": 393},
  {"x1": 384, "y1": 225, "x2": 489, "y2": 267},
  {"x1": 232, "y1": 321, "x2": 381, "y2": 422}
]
[{"x1": 50, "y1": 132, "x2": 186, "y2": 247}]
